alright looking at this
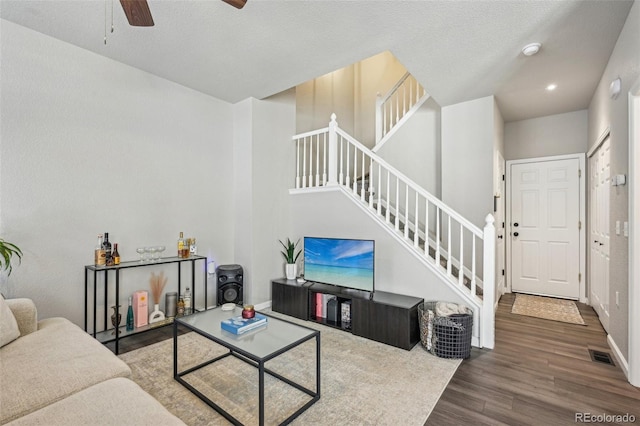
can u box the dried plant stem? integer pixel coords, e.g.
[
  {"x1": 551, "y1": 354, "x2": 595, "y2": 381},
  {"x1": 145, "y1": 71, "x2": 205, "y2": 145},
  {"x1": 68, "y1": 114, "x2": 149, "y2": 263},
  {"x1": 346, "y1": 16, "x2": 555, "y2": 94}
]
[{"x1": 149, "y1": 271, "x2": 168, "y2": 305}]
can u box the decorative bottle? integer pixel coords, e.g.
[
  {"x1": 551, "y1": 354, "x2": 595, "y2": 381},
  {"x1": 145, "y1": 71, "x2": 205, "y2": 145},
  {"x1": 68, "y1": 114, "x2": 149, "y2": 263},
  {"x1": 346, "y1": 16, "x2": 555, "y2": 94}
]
[
  {"x1": 126, "y1": 297, "x2": 134, "y2": 331},
  {"x1": 189, "y1": 238, "x2": 197, "y2": 256},
  {"x1": 149, "y1": 303, "x2": 165, "y2": 324},
  {"x1": 95, "y1": 234, "x2": 106, "y2": 266},
  {"x1": 112, "y1": 243, "x2": 120, "y2": 265},
  {"x1": 178, "y1": 232, "x2": 185, "y2": 258},
  {"x1": 184, "y1": 287, "x2": 192, "y2": 315},
  {"x1": 103, "y1": 232, "x2": 113, "y2": 266},
  {"x1": 177, "y1": 297, "x2": 185, "y2": 316}
]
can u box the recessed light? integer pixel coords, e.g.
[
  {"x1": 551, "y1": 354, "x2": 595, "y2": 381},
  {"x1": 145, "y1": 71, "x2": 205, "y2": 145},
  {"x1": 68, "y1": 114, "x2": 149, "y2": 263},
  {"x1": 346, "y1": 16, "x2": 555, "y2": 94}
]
[
  {"x1": 522, "y1": 42, "x2": 542, "y2": 56},
  {"x1": 546, "y1": 84, "x2": 557, "y2": 91}
]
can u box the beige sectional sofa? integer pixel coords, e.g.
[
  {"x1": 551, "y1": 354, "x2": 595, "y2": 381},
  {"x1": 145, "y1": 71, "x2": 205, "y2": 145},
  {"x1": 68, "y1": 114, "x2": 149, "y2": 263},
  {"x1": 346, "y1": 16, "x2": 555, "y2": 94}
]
[{"x1": 0, "y1": 296, "x2": 185, "y2": 425}]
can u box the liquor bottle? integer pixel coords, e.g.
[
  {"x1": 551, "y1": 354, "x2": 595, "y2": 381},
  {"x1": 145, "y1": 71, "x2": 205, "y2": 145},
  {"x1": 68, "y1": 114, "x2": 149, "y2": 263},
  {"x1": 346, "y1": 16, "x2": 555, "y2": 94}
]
[
  {"x1": 178, "y1": 232, "x2": 185, "y2": 258},
  {"x1": 103, "y1": 232, "x2": 113, "y2": 266},
  {"x1": 112, "y1": 243, "x2": 120, "y2": 265},
  {"x1": 184, "y1": 238, "x2": 191, "y2": 258},
  {"x1": 95, "y1": 234, "x2": 106, "y2": 266},
  {"x1": 189, "y1": 238, "x2": 197, "y2": 256},
  {"x1": 177, "y1": 297, "x2": 185, "y2": 316},
  {"x1": 184, "y1": 287, "x2": 192, "y2": 315},
  {"x1": 126, "y1": 297, "x2": 134, "y2": 331}
]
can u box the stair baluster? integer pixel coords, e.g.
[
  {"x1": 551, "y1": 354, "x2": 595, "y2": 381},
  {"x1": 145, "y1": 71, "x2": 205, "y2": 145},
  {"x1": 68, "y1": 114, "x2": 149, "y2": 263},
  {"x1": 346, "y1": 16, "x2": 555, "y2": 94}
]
[{"x1": 291, "y1": 114, "x2": 496, "y2": 349}]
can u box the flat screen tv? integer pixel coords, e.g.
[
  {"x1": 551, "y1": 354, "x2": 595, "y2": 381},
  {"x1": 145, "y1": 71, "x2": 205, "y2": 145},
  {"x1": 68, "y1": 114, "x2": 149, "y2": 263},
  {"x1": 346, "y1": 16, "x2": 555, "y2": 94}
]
[{"x1": 303, "y1": 237, "x2": 374, "y2": 293}]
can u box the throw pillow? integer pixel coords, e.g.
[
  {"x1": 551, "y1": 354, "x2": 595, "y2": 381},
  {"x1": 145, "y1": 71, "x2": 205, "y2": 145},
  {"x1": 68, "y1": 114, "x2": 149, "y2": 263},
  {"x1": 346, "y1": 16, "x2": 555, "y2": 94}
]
[{"x1": 0, "y1": 294, "x2": 21, "y2": 347}]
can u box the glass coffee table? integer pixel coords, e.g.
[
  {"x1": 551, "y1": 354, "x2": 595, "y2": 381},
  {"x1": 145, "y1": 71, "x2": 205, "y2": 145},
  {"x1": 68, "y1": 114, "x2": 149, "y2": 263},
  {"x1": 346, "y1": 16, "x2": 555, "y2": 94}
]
[{"x1": 173, "y1": 307, "x2": 320, "y2": 425}]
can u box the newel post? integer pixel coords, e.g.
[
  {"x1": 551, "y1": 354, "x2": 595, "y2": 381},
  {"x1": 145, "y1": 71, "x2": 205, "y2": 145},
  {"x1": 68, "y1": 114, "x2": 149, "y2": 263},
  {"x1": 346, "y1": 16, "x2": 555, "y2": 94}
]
[
  {"x1": 375, "y1": 93, "x2": 383, "y2": 145},
  {"x1": 327, "y1": 113, "x2": 338, "y2": 186},
  {"x1": 481, "y1": 213, "x2": 496, "y2": 349}
]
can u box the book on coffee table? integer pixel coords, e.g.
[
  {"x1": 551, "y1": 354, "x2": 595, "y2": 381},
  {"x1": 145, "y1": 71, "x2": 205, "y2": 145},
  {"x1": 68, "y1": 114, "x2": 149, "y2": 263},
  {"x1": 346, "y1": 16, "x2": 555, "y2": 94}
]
[{"x1": 221, "y1": 313, "x2": 268, "y2": 335}]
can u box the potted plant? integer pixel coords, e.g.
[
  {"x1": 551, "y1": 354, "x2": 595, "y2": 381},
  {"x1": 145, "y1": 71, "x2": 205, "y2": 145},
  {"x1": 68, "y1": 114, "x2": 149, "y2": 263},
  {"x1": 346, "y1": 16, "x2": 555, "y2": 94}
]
[
  {"x1": 0, "y1": 238, "x2": 22, "y2": 276},
  {"x1": 279, "y1": 238, "x2": 302, "y2": 280}
]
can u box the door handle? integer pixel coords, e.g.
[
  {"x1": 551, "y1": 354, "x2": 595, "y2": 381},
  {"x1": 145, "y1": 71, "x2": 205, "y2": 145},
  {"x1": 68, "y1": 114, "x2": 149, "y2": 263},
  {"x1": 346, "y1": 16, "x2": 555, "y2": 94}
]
[
  {"x1": 514, "y1": 222, "x2": 519, "y2": 227},
  {"x1": 498, "y1": 235, "x2": 503, "y2": 239},
  {"x1": 599, "y1": 242, "x2": 604, "y2": 246},
  {"x1": 513, "y1": 232, "x2": 519, "y2": 237}
]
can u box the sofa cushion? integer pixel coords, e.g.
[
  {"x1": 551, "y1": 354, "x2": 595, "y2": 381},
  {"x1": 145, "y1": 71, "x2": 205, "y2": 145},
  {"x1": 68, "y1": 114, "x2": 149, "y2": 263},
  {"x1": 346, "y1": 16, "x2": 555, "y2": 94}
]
[
  {"x1": 0, "y1": 294, "x2": 20, "y2": 347},
  {"x1": 5, "y1": 378, "x2": 185, "y2": 426},
  {"x1": 0, "y1": 317, "x2": 132, "y2": 423},
  {"x1": 5, "y1": 298, "x2": 38, "y2": 336}
]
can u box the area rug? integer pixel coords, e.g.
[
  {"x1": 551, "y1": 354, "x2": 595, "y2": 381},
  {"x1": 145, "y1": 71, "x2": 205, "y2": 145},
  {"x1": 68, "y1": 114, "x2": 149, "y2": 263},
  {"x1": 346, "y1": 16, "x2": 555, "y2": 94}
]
[
  {"x1": 118, "y1": 311, "x2": 461, "y2": 425},
  {"x1": 511, "y1": 294, "x2": 585, "y2": 325}
]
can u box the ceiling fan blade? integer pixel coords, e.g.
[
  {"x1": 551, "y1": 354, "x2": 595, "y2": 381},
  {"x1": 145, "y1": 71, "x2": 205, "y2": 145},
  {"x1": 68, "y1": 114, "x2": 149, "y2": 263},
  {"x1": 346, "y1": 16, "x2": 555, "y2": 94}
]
[
  {"x1": 120, "y1": 0, "x2": 155, "y2": 27},
  {"x1": 222, "y1": 0, "x2": 247, "y2": 9}
]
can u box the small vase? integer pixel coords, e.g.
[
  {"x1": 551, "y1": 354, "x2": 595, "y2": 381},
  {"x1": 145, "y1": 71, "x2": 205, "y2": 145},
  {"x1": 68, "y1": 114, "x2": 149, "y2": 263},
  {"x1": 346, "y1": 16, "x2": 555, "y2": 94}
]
[
  {"x1": 285, "y1": 263, "x2": 297, "y2": 280},
  {"x1": 149, "y1": 304, "x2": 166, "y2": 324}
]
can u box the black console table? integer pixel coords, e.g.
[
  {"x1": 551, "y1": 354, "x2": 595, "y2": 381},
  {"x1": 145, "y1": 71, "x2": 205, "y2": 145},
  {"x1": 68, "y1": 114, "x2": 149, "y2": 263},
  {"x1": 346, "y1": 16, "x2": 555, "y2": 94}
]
[
  {"x1": 271, "y1": 278, "x2": 423, "y2": 350},
  {"x1": 85, "y1": 255, "x2": 207, "y2": 354}
]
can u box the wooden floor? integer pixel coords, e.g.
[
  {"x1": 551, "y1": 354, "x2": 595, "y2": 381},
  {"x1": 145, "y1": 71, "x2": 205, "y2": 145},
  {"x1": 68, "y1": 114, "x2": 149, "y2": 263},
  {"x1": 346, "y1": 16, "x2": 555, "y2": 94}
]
[{"x1": 426, "y1": 293, "x2": 640, "y2": 426}]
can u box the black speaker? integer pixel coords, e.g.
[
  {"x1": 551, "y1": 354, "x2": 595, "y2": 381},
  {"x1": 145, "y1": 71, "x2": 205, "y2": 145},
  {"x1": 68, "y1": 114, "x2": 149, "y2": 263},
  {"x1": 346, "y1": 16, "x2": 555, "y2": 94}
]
[{"x1": 216, "y1": 264, "x2": 243, "y2": 305}]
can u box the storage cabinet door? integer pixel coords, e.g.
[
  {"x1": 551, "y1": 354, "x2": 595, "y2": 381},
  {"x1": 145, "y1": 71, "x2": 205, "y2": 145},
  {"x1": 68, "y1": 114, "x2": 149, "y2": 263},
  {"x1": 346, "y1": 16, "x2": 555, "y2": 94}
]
[
  {"x1": 271, "y1": 281, "x2": 308, "y2": 320},
  {"x1": 352, "y1": 299, "x2": 415, "y2": 350}
]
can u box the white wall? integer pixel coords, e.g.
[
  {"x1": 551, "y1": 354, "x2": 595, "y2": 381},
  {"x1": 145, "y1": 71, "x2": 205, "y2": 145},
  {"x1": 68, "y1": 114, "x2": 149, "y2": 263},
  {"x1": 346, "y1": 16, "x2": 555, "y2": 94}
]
[
  {"x1": 504, "y1": 110, "x2": 588, "y2": 160},
  {"x1": 233, "y1": 92, "x2": 296, "y2": 305},
  {"x1": 0, "y1": 20, "x2": 235, "y2": 327},
  {"x1": 588, "y1": 1, "x2": 640, "y2": 362},
  {"x1": 441, "y1": 96, "x2": 495, "y2": 228}
]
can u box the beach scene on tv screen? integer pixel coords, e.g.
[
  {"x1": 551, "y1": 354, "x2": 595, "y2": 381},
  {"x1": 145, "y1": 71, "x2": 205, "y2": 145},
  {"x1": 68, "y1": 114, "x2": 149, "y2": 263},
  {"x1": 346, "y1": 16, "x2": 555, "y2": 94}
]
[{"x1": 304, "y1": 238, "x2": 374, "y2": 291}]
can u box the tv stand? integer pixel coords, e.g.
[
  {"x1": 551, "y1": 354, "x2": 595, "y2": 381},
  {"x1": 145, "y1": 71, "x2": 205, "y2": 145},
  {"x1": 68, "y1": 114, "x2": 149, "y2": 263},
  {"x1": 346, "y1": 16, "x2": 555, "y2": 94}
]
[{"x1": 271, "y1": 278, "x2": 423, "y2": 350}]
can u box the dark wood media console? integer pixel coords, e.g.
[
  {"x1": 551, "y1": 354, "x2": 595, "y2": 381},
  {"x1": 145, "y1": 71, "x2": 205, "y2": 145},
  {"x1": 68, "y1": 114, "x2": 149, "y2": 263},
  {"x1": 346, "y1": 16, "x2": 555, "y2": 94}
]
[{"x1": 271, "y1": 278, "x2": 423, "y2": 350}]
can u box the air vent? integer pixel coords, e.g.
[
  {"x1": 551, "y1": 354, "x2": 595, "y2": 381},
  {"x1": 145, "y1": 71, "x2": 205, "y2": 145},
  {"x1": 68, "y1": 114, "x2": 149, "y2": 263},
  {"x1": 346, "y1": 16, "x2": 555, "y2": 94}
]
[{"x1": 589, "y1": 349, "x2": 615, "y2": 366}]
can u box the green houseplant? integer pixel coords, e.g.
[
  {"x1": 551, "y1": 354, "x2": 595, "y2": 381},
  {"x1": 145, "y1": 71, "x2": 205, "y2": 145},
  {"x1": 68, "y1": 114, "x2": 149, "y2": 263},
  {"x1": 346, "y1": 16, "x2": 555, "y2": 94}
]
[
  {"x1": 279, "y1": 238, "x2": 302, "y2": 279},
  {"x1": 0, "y1": 238, "x2": 22, "y2": 276}
]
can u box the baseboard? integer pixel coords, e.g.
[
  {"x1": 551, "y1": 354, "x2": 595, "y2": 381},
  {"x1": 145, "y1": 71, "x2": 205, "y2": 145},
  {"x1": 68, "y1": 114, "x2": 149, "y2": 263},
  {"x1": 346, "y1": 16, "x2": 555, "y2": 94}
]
[
  {"x1": 607, "y1": 334, "x2": 629, "y2": 379},
  {"x1": 255, "y1": 300, "x2": 272, "y2": 311}
]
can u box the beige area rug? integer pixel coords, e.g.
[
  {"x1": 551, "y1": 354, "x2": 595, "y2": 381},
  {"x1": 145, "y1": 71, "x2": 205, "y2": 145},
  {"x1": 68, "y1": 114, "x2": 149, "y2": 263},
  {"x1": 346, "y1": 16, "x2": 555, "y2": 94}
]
[
  {"x1": 119, "y1": 311, "x2": 461, "y2": 426},
  {"x1": 511, "y1": 294, "x2": 586, "y2": 325}
]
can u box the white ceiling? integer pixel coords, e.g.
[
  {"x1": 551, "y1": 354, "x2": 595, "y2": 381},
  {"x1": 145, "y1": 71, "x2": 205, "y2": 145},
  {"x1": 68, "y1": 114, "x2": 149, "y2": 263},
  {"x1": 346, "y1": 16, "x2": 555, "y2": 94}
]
[{"x1": 0, "y1": 0, "x2": 634, "y2": 122}]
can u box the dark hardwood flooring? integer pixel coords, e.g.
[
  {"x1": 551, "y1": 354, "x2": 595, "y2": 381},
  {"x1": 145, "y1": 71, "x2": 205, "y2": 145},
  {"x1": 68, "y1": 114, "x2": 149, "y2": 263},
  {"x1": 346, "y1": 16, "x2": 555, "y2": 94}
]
[
  {"x1": 426, "y1": 293, "x2": 640, "y2": 426},
  {"x1": 105, "y1": 324, "x2": 187, "y2": 354}
]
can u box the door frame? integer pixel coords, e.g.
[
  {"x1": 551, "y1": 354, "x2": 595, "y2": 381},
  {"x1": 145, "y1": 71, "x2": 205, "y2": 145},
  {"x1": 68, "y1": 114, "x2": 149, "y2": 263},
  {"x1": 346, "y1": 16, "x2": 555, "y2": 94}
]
[
  {"x1": 506, "y1": 153, "x2": 587, "y2": 302},
  {"x1": 495, "y1": 150, "x2": 506, "y2": 309},
  {"x1": 628, "y1": 76, "x2": 640, "y2": 387}
]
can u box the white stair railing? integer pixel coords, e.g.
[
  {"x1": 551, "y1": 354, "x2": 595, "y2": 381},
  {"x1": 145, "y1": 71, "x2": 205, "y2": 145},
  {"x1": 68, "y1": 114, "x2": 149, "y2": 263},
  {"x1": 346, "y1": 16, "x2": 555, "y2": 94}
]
[
  {"x1": 292, "y1": 114, "x2": 495, "y2": 349},
  {"x1": 375, "y1": 72, "x2": 428, "y2": 145}
]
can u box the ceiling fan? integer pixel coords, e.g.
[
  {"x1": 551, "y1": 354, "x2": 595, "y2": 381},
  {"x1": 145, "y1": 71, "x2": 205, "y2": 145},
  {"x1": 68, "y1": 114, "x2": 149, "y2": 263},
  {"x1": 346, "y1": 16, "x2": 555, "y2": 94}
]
[{"x1": 119, "y1": 0, "x2": 247, "y2": 27}]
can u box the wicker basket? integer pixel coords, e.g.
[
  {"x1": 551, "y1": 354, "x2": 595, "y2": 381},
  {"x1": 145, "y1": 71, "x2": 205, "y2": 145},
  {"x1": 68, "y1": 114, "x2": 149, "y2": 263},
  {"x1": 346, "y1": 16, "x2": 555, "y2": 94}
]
[{"x1": 418, "y1": 301, "x2": 473, "y2": 359}]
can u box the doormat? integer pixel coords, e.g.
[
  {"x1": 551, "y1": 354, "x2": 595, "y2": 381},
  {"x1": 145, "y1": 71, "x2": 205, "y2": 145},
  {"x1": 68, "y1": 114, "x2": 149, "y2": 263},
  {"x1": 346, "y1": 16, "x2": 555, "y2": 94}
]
[{"x1": 511, "y1": 294, "x2": 586, "y2": 325}]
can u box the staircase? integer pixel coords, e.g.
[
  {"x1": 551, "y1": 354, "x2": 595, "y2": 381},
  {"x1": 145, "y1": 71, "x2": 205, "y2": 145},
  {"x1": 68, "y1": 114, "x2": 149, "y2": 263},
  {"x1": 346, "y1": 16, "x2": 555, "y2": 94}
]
[
  {"x1": 374, "y1": 72, "x2": 430, "y2": 151},
  {"x1": 291, "y1": 113, "x2": 496, "y2": 349}
]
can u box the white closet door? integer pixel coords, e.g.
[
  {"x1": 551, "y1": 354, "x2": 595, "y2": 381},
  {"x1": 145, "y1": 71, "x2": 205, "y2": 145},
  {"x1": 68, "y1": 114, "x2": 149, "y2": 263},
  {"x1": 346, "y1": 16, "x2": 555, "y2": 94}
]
[{"x1": 590, "y1": 136, "x2": 610, "y2": 331}]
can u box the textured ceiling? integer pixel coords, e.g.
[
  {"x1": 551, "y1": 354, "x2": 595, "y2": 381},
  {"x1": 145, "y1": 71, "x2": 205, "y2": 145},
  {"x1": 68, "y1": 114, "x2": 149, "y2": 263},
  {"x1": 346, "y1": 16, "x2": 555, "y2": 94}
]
[{"x1": 0, "y1": 0, "x2": 634, "y2": 122}]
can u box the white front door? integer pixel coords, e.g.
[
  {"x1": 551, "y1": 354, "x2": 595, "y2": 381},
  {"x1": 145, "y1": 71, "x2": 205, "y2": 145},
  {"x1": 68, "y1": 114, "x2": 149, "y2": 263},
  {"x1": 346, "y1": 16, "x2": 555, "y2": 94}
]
[
  {"x1": 589, "y1": 136, "x2": 610, "y2": 331},
  {"x1": 510, "y1": 158, "x2": 581, "y2": 299}
]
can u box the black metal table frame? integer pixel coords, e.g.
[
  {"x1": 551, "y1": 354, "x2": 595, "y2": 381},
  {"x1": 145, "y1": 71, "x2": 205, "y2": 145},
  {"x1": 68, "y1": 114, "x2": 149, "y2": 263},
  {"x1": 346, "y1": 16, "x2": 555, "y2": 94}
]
[
  {"x1": 173, "y1": 315, "x2": 321, "y2": 426},
  {"x1": 84, "y1": 255, "x2": 207, "y2": 354}
]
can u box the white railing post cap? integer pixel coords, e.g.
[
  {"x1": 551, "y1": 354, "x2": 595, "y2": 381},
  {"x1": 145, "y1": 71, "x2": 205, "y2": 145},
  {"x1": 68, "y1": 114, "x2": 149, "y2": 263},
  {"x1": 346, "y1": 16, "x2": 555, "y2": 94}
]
[{"x1": 485, "y1": 214, "x2": 495, "y2": 226}]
